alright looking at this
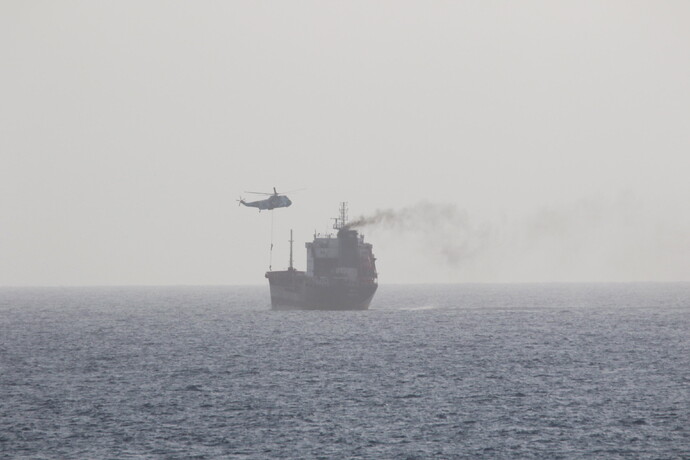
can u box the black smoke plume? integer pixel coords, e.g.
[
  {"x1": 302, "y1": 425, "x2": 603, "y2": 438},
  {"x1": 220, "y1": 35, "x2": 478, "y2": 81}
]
[{"x1": 346, "y1": 202, "x2": 491, "y2": 266}]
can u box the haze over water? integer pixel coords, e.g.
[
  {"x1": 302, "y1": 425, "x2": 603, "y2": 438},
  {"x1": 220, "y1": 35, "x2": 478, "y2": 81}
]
[
  {"x1": 2, "y1": 2, "x2": 689, "y2": 286},
  {"x1": 2, "y1": 2, "x2": 690, "y2": 458},
  {"x1": 2, "y1": 284, "x2": 688, "y2": 459}
]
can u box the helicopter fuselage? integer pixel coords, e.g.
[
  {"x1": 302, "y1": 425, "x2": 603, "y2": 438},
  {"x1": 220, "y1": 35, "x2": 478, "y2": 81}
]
[{"x1": 240, "y1": 195, "x2": 292, "y2": 211}]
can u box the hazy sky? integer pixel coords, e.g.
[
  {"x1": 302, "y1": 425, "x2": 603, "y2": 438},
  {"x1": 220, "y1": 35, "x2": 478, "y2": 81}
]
[{"x1": 2, "y1": 1, "x2": 689, "y2": 285}]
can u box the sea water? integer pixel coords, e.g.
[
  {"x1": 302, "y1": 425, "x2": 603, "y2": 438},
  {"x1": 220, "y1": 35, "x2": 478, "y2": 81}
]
[{"x1": 1, "y1": 284, "x2": 689, "y2": 459}]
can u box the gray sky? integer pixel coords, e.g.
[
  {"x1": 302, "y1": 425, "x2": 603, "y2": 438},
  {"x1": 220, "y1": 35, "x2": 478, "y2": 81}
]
[{"x1": 2, "y1": 1, "x2": 689, "y2": 286}]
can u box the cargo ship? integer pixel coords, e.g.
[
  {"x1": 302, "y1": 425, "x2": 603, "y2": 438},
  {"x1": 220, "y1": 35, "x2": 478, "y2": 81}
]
[{"x1": 265, "y1": 203, "x2": 378, "y2": 310}]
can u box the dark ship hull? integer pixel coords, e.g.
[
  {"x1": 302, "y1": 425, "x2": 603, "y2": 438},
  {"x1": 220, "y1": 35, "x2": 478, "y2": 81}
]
[{"x1": 266, "y1": 270, "x2": 377, "y2": 310}]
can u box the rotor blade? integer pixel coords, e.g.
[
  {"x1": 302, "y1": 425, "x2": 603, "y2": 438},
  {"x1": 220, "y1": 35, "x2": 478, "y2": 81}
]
[{"x1": 244, "y1": 191, "x2": 273, "y2": 195}]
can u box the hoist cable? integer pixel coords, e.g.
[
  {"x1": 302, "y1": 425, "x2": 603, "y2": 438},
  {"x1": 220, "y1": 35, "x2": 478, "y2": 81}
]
[{"x1": 269, "y1": 210, "x2": 275, "y2": 271}]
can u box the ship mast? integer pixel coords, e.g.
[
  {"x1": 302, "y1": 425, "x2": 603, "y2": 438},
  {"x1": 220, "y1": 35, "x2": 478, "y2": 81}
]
[
  {"x1": 288, "y1": 229, "x2": 294, "y2": 271},
  {"x1": 333, "y1": 202, "x2": 348, "y2": 230}
]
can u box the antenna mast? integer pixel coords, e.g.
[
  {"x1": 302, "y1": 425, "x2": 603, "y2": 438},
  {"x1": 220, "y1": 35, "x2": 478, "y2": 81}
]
[{"x1": 333, "y1": 202, "x2": 348, "y2": 230}]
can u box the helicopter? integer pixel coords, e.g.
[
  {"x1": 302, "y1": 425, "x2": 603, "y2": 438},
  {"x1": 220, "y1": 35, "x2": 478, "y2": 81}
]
[{"x1": 238, "y1": 187, "x2": 297, "y2": 211}]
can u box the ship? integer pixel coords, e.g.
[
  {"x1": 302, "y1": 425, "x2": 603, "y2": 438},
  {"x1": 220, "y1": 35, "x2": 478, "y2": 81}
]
[{"x1": 265, "y1": 203, "x2": 378, "y2": 310}]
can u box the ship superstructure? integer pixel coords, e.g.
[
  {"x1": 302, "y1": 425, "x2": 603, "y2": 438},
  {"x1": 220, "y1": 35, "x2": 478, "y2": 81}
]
[{"x1": 265, "y1": 203, "x2": 378, "y2": 310}]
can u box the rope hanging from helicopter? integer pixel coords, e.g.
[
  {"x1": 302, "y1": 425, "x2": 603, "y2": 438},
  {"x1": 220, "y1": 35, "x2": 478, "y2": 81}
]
[{"x1": 269, "y1": 210, "x2": 275, "y2": 271}]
